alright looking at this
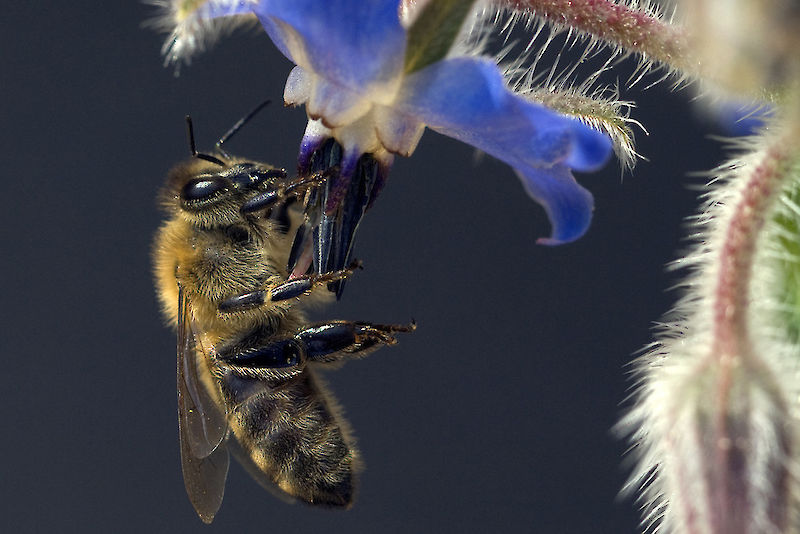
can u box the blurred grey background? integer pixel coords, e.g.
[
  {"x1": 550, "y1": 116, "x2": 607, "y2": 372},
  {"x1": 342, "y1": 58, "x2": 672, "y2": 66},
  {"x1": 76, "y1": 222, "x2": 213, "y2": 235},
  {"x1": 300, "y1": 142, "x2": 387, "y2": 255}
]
[{"x1": 1, "y1": 2, "x2": 727, "y2": 533}]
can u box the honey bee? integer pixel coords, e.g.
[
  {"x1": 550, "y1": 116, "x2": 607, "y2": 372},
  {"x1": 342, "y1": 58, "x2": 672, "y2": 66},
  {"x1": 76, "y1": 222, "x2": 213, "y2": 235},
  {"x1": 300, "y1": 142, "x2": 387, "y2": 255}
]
[{"x1": 152, "y1": 108, "x2": 414, "y2": 523}]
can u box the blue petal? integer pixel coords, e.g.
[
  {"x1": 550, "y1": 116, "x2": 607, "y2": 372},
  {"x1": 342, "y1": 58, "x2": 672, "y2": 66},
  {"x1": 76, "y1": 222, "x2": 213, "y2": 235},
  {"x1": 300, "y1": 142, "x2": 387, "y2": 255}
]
[
  {"x1": 253, "y1": 0, "x2": 406, "y2": 91},
  {"x1": 564, "y1": 122, "x2": 615, "y2": 171},
  {"x1": 397, "y1": 57, "x2": 609, "y2": 243},
  {"x1": 398, "y1": 57, "x2": 612, "y2": 171},
  {"x1": 516, "y1": 164, "x2": 595, "y2": 245},
  {"x1": 714, "y1": 101, "x2": 772, "y2": 136},
  {"x1": 374, "y1": 107, "x2": 426, "y2": 156},
  {"x1": 307, "y1": 75, "x2": 373, "y2": 127}
]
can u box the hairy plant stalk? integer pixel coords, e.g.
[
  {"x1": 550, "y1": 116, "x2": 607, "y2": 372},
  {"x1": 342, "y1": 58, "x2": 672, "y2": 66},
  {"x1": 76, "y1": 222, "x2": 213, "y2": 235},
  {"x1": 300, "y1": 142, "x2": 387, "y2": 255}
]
[
  {"x1": 622, "y1": 130, "x2": 800, "y2": 534},
  {"x1": 714, "y1": 138, "x2": 797, "y2": 355},
  {"x1": 707, "y1": 137, "x2": 794, "y2": 534},
  {"x1": 496, "y1": 0, "x2": 694, "y2": 77}
]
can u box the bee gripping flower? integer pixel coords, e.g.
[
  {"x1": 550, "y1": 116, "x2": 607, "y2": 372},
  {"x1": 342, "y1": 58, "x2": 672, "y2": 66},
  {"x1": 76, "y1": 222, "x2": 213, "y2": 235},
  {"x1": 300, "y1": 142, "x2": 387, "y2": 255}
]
[{"x1": 158, "y1": 0, "x2": 612, "y2": 248}]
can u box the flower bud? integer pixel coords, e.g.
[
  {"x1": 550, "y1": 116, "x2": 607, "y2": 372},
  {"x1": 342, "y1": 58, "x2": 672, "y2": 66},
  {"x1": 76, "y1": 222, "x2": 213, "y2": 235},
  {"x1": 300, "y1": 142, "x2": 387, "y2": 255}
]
[{"x1": 680, "y1": 0, "x2": 800, "y2": 97}]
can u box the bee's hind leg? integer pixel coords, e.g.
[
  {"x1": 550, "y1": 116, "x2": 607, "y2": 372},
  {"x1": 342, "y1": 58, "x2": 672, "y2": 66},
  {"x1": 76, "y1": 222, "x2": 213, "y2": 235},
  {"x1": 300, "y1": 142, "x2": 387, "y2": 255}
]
[
  {"x1": 217, "y1": 260, "x2": 362, "y2": 314},
  {"x1": 299, "y1": 320, "x2": 416, "y2": 362},
  {"x1": 218, "y1": 320, "x2": 416, "y2": 369}
]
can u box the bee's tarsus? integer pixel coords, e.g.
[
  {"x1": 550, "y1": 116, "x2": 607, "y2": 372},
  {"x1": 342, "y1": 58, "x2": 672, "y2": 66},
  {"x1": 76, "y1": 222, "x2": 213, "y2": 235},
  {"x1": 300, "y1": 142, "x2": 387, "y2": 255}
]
[
  {"x1": 350, "y1": 321, "x2": 416, "y2": 350},
  {"x1": 218, "y1": 290, "x2": 267, "y2": 313},
  {"x1": 217, "y1": 319, "x2": 414, "y2": 371},
  {"x1": 284, "y1": 168, "x2": 331, "y2": 196},
  {"x1": 220, "y1": 266, "x2": 360, "y2": 312},
  {"x1": 240, "y1": 171, "x2": 320, "y2": 215},
  {"x1": 268, "y1": 278, "x2": 314, "y2": 302},
  {"x1": 394, "y1": 320, "x2": 417, "y2": 333}
]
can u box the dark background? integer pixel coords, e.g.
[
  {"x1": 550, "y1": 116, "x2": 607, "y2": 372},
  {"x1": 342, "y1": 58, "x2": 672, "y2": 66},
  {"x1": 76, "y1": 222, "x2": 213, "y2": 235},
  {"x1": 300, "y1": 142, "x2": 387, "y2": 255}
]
[{"x1": 1, "y1": 3, "x2": 727, "y2": 533}]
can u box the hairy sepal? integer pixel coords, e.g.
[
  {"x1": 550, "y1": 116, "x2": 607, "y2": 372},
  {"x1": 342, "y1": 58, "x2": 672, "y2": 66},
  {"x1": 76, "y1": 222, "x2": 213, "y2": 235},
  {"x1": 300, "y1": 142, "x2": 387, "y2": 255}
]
[{"x1": 621, "y1": 131, "x2": 800, "y2": 534}]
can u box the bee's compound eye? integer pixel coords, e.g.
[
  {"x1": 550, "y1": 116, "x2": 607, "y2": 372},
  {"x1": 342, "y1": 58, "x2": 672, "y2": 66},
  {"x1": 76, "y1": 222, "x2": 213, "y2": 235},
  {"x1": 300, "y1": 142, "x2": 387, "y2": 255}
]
[{"x1": 181, "y1": 177, "x2": 228, "y2": 202}]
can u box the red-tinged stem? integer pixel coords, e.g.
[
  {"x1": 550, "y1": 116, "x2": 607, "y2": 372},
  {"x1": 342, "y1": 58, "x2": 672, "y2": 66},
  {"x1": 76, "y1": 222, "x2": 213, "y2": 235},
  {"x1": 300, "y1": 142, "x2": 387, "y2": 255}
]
[
  {"x1": 712, "y1": 148, "x2": 791, "y2": 357},
  {"x1": 709, "y1": 136, "x2": 794, "y2": 534},
  {"x1": 500, "y1": 0, "x2": 694, "y2": 75}
]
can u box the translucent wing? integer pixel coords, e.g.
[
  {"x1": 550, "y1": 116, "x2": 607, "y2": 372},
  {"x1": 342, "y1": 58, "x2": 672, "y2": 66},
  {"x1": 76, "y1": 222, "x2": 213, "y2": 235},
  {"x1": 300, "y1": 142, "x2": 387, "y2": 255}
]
[
  {"x1": 178, "y1": 287, "x2": 228, "y2": 456},
  {"x1": 177, "y1": 285, "x2": 230, "y2": 523}
]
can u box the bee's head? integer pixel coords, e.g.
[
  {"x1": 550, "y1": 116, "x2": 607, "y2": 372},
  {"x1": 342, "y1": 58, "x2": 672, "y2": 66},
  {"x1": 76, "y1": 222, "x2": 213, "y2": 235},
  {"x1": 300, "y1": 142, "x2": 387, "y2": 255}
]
[
  {"x1": 161, "y1": 159, "x2": 287, "y2": 228},
  {"x1": 160, "y1": 106, "x2": 293, "y2": 227}
]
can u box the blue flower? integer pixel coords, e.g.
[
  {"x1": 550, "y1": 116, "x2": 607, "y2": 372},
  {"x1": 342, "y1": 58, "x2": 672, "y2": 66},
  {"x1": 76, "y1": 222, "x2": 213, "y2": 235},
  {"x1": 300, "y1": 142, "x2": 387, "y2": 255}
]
[
  {"x1": 712, "y1": 100, "x2": 772, "y2": 137},
  {"x1": 163, "y1": 0, "x2": 612, "y2": 244}
]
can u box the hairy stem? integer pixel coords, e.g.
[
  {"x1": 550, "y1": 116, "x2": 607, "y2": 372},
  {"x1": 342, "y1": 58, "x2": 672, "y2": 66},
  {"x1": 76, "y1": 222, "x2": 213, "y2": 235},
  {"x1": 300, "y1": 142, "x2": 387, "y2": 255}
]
[
  {"x1": 713, "y1": 140, "x2": 794, "y2": 359},
  {"x1": 499, "y1": 0, "x2": 694, "y2": 76},
  {"x1": 706, "y1": 134, "x2": 796, "y2": 533}
]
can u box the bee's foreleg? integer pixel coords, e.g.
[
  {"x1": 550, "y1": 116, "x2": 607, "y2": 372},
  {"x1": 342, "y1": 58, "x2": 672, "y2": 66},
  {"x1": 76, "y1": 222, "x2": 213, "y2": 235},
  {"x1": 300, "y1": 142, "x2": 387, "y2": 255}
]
[
  {"x1": 218, "y1": 320, "x2": 415, "y2": 369},
  {"x1": 217, "y1": 261, "x2": 362, "y2": 314},
  {"x1": 239, "y1": 170, "x2": 328, "y2": 214}
]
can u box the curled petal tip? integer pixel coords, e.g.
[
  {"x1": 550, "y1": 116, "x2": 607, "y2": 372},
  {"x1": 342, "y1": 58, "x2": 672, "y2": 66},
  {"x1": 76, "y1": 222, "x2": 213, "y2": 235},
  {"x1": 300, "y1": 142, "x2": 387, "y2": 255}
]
[
  {"x1": 517, "y1": 164, "x2": 594, "y2": 245},
  {"x1": 565, "y1": 122, "x2": 614, "y2": 172}
]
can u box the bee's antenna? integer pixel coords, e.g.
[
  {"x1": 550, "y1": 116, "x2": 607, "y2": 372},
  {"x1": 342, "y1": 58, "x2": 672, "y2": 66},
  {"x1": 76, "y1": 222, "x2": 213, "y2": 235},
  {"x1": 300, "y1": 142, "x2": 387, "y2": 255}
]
[
  {"x1": 216, "y1": 100, "x2": 271, "y2": 158},
  {"x1": 185, "y1": 115, "x2": 226, "y2": 167}
]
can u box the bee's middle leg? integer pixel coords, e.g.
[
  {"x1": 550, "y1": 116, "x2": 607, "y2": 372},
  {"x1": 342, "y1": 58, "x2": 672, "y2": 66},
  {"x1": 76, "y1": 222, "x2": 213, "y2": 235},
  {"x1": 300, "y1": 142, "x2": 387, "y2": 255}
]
[{"x1": 217, "y1": 260, "x2": 362, "y2": 314}]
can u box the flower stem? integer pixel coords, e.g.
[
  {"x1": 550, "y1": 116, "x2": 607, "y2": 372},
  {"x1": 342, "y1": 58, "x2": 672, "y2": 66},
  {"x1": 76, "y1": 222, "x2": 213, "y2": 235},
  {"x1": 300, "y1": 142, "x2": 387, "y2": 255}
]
[
  {"x1": 499, "y1": 0, "x2": 694, "y2": 76},
  {"x1": 713, "y1": 139, "x2": 794, "y2": 359},
  {"x1": 706, "y1": 134, "x2": 796, "y2": 533}
]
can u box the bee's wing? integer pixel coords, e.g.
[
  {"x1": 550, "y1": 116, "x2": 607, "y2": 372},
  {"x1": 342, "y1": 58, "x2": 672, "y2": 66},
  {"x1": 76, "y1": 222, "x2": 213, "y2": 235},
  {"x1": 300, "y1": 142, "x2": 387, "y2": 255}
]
[
  {"x1": 178, "y1": 286, "x2": 228, "y2": 456},
  {"x1": 177, "y1": 285, "x2": 230, "y2": 523}
]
